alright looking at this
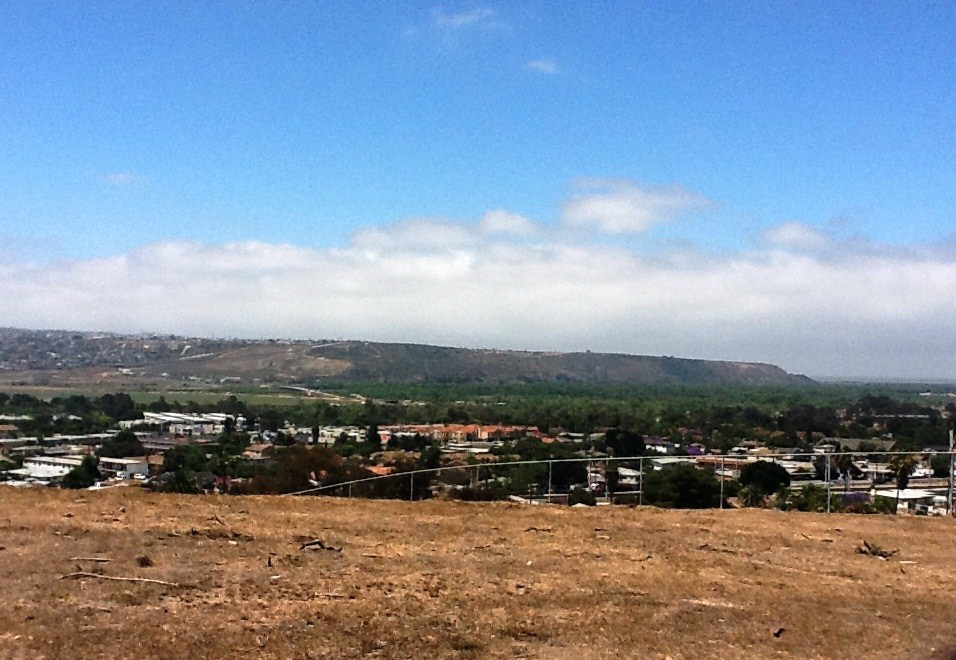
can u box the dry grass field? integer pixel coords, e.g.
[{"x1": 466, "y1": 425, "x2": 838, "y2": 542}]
[{"x1": 1, "y1": 487, "x2": 955, "y2": 659}]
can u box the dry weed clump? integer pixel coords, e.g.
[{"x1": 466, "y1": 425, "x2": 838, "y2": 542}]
[{"x1": 0, "y1": 487, "x2": 955, "y2": 658}]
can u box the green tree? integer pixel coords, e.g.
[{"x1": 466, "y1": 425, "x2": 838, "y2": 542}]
[
  {"x1": 930, "y1": 453, "x2": 951, "y2": 478},
  {"x1": 162, "y1": 445, "x2": 209, "y2": 473},
  {"x1": 642, "y1": 463, "x2": 721, "y2": 509},
  {"x1": 97, "y1": 429, "x2": 145, "y2": 458},
  {"x1": 738, "y1": 460, "x2": 791, "y2": 495},
  {"x1": 888, "y1": 454, "x2": 918, "y2": 511},
  {"x1": 604, "y1": 428, "x2": 645, "y2": 458},
  {"x1": 834, "y1": 453, "x2": 855, "y2": 493},
  {"x1": 62, "y1": 456, "x2": 100, "y2": 489}
]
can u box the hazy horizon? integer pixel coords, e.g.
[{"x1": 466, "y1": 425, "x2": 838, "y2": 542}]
[{"x1": 2, "y1": 3, "x2": 954, "y2": 380}]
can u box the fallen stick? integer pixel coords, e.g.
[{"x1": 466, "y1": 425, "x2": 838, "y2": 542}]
[
  {"x1": 70, "y1": 557, "x2": 112, "y2": 563},
  {"x1": 60, "y1": 572, "x2": 181, "y2": 587},
  {"x1": 299, "y1": 539, "x2": 342, "y2": 552}
]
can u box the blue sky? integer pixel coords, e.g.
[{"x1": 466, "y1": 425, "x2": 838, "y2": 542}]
[{"x1": 1, "y1": 2, "x2": 955, "y2": 378}]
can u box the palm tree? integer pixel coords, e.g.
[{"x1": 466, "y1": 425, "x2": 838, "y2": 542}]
[{"x1": 888, "y1": 454, "x2": 918, "y2": 512}]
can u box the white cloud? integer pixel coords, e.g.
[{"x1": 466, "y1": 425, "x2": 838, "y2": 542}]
[
  {"x1": 525, "y1": 59, "x2": 560, "y2": 75},
  {"x1": 3, "y1": 214, "x2": 955, "y2": 379},
  {"x1": 351, "y1": 218, "x2": 478, "y2": 251},
  {"x1": 561, "y1": 179, "x2": 711, "y2": 233},
  {"x1": 431, "y1": 7, "x2": 496, "y2": 29},
  {"x1": 762, "y1": 222, "x2": 833, "y2": 251},
  {"x1": 478, "y1": 210, "x2": 540, "y2": 236}
]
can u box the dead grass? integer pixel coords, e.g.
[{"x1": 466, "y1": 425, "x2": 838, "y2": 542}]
[{"x1": 1, "y1": 488, "x2": 955, "y2": 659}]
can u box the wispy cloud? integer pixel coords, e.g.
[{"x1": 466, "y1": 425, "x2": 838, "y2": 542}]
[
  {"x1": 762, "y1": 222, "x2": 834, "y2": 251},
  {"x1": 478, "y1": 210, "x2": 540, "y2": 236},
  {"x1": 561, "y1": 179, "x2": 711, "y2": 233},
  {"x1": 524, "y1": 59, "x2": 560, "y2": 75},
  {"x1": 431, "y1": 7, "x2": 496, "y2": 29}
]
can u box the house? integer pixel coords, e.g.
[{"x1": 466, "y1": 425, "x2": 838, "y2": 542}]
[
  {"x1": 820, "y1": 437, "x2": 896, "y2": 452},
  {"x1": 0, "y1": 424, "x2": 18, "y2": 439},
  {"x1": 874, "y1": 488, "x2": 938, "y2": 512},
  {"x1": 6, "y1": 455, "x2": 84, "y2": 484},
  {"x1": 693, "y1": 455, "x2": 752, "y2": 479},
  {"x1": 616, "y1": 466, "x2": 641, "y2": 489},
  {"x1": 98, "y1": 457, "x2": 148, "y2": 479},
  {"x1": 242, "y1": 443, "x2": 275, "y2": 461},
  {"x1": 146, "y1": 454, "x2": 166, "y2": 475},
  {"x1": 644, "y1": 436, "x2": 677, "y2": 455},
  {"x1": 315, "y1": 426, "x2": 366, "y2": 445},
  {"x1": 649, "y1": 456, "x2": 696, "y2": 470},
  {"x1": 0, "y1": 436, "x2": 32, "y2": 456},
  {"x1": 557, "y1": 432, "x2": 587, "y2": 443},
  {"x1": 127, "y1": 412, "x2": 243, "y2": 436}
]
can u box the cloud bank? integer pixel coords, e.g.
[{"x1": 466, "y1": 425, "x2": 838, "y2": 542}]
[{"x1": 3, "y1": 193, "x2": 954, "y2": 380}]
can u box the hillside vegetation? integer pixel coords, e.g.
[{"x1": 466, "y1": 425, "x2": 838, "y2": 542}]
[
  {"x1": 0, "y1": 328, "x2": 813, "y2": 387},
  {"x1": 2, "y1": 488, "x2": 955, "y2": 658}
]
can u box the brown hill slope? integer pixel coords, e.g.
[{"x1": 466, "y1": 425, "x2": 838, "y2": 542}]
[
  {"x1": 304, "y1": 340, "x2": 814, "y2": 385},
  {"x1": 0, "y1": 329, "x2": 813, "y2": 386},
  {"x1": 1, "y1": 487, "x2": 953, "y2": 658}
]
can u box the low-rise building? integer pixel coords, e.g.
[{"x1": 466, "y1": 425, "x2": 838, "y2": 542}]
[
  {"x1": 242, "y1": 443, "x2": 275, "y2": 460},
  {"x1": 6, "y1": 455, "x2": 84, "y2": 484},
  {"x1": 98, "y1": 457, "x2": 148, "y2": 479}
]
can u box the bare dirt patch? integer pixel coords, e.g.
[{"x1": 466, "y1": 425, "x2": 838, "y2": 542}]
[{"x1": 1, "y1": 488, "x2": 954, "y2": 658}]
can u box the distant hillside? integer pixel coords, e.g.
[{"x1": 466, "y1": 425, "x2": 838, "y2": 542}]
[
  {"x1": 303, "y1": 341, "x2": 814, "y2": 386},
  {"x1": 0, "y1": 328, "x2": 815, "y2": 387}
]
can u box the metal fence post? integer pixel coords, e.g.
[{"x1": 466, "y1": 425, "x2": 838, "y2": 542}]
[
  {"x1": 639, "y1": 457, "x2": 644, "y2": 506},
  {"x1": 410, "y1": 472, "x2": 414, "y2": 501},
  {"x1": 825, "y1": 456, "x2": 831, "y2": 514},
  {"x1": 948, "y1": 431, "x2": 955, "y2": 516},
  {"x1": 547, "y1": 461, "x2": 553, "y2": 499},
  {"x1": 605, "y1": 458, "x2": 610, "y2": 504},
  {"x1": 719, "y1": 456, "x2": 725, "y2": 509}
]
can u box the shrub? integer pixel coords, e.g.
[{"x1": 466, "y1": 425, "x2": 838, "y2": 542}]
[
  {"x1": 739, "y1": 460, "x2": 791, "y2": 495},
  {"x1": 773, "y1": 485, "x2": 791, "y2": 510},
  {"x1": 642, "y1": 463, "x2": 721, "y2": 509},
  {"x1": 791, "y1": 484, "x2": 829, "y2": 512},
  {"x1": 62, "y1": 456, "x2": 100, "y2": 489},
  {"x1": 873, "y1": 496, "x2": 897, "y2": 515},
  {"x1": 931, "y1": 453, "x2": 952, "y2": 478},
  {"x1": 738, "y1": 484, "x2": 766, "y2": 508},
  {"x1": 568, "y1": 488, "x2": 597, "y2": 506}
]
